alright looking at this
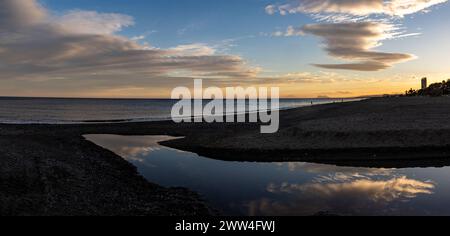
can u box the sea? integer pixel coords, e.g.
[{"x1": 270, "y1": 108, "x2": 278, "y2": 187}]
[{"x1": 0, "y1": 97, "x2": 360, "y2": 124}]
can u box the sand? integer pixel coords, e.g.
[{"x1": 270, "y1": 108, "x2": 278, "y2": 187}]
[{"x1": 1, "y1": 96, "x2": 450, "y2": 215}]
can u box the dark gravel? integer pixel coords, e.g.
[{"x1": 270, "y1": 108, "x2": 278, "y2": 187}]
[{"x1": 2, "y1": 96, "x2": 450, "y2": 215}]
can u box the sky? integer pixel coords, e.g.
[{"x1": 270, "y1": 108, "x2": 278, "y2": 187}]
[{"x1": 0, "y1": 0, "x2": 449, "y2": 98}]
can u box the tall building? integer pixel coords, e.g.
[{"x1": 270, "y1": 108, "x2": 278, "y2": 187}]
[{"x1": 421, "y1": 77, "x2": 428, "y2": 89}]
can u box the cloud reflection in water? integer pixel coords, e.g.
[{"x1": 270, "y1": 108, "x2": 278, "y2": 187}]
[
  {"x1": 85, "y1": 134, "x2": 445, "y2": 216},
  {"x1": 249, "y1": 175, "x2": 434, "y2": 216}
]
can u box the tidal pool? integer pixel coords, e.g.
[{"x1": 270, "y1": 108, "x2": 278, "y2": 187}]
[{"x1": 85, "y1": 134, "x2": 450, "y2": 216}]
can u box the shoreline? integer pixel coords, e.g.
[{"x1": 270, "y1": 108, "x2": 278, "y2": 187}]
[
  {"x1": 0, "y1": 97, "x2": 362, "y2": 125},
  {"x1": 2, "y1": 96, "x2": 450, "y2": 215}
]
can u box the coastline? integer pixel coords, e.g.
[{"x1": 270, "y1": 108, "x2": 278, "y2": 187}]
[{"x1": 2, "y1": 96, "x2": 450, "y2": 215}]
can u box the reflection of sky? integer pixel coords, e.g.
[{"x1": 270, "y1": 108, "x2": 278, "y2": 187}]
[
  {"x1": 84, "y1": 135, "x2": 178, "y2": 161},
  {"x1": 85, "y1": 134, "x2": 450, "y2": 216}
]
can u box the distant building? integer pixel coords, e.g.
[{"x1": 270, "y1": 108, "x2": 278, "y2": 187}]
[{"x1": 421, "y1": 77, "x2": 428, "y2": 89}]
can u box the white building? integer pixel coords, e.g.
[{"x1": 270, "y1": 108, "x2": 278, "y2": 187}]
[{"x1": 421, "y1": 77, "x2": 428, "y2": 89}]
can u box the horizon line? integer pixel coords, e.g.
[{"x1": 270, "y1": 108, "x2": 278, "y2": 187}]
[{"x1": 0, "y1": 95, "x2": 379, "y2": 100}]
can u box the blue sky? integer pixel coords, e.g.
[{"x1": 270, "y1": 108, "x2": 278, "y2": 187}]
[
  {"x1": 1, "y1": 0, "x2": 449, "y2": 97},
  {"x1": 39, "y1": 0, "x2": 450, "y2": 76},
  {"x1": 42, "y1": 0, "x2": 324, "y2": 75}
]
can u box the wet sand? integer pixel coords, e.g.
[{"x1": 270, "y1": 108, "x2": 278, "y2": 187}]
[{"x1": 1, "y1": 96, "x2": 450, "y2": 215}]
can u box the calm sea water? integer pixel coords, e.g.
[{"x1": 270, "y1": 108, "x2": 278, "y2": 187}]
[
  {"x1": 86, "y1": 135, "x2": 450, "y2": 216},
  {"x1": 0, "y1": 97, "x2": 360, "y2": 124}
]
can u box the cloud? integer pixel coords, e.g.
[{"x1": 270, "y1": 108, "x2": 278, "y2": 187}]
[
  {"x1": 131, "y1": 35, "x2": 146, "y2": 41},
  {"x1": 265, "y1": 0, "x2": 445, "y2": 71},
  {"x1": 301, "y1": 22, "x2": 415, "y2": 71},
  {"x1": 266, "y1": 0, "x2": 448, "y2": 17},
  {"x1": 312, "y1": 62, "x2": 389, "y2": 71},
  {"x1": 0, "y1": 0, "x2": 47, "y2": 28},
  {"x1": 272, "y1": 25, "x2": 304, "y2": 37},
  {"x1": 54, "y1": 10, "x2": 135, "y2": 35},
  {"x1": 270, "y1": 71, "x2": 345, "y2": 83},
  {"x1": 265, "y1": 5, "x2": 278, "y2": 15},
  {"x1": 0, "y1": 0, "x2": 258, "y2": 87},
  {"x1": 168, "y1": 43, "x2": 216, "y2": 56}
]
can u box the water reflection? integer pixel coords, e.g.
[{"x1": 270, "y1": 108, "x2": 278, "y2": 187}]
[
  {"x1": 254, "y1": 177, "x2": 434, "y2": 216},
  {"x1": 85, "y1": 135, "x2": 183, "y2": 162},
  {"x1": 85, "y1": 134, "x2": 450, "y2": 216}
]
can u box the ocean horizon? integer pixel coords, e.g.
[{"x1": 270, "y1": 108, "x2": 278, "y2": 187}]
[{"x1": 0, "y1": 97, "x2": 362, "y2": 124}]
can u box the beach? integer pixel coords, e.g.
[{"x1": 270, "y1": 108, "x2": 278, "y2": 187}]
[{"x1": 2, "y1": 96, "x2": 450, "y2": 215}]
